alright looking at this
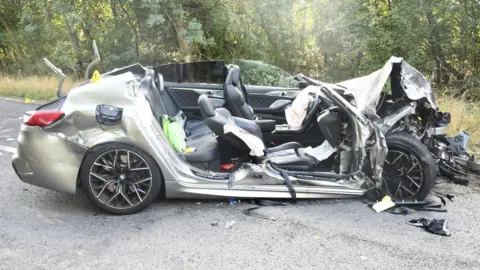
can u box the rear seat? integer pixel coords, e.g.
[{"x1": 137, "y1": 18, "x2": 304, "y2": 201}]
[{"x1": 140, "y1": 70, "x2": 219, "y2": 164}]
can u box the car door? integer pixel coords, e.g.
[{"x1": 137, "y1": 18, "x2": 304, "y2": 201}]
[
  {"x1": 244, "y1": 85, "x2": 299, "y2": 123},
  {"x1": 232, "y1": 60, "x2": 301, "y2": 123},
  {"x1": 154, "y1": 61, "x2": 226, "y2": 119}
]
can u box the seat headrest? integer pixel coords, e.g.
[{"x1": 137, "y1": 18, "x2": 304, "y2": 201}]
[
  {"x1": 145, "y1": 69, "x2": 155, "y2": 78},
  {"x1": 157, "y1": 74, "x2": 165, "y2": 92},
  {"x1": 198, "y1": 94, "x2": 215, "y2": 118},
  {"x1": 139, "y1": 75, "x2": 153, "y2": 90},
  {"x1": 231, "y1": 65, "x2": 240, "y2": 86}
]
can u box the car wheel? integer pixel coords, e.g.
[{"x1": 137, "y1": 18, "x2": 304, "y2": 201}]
[
  {"x1": 381, "y1": 132, "x2": 436, "y2": 201},
  {"x1": 80, "y1": 143, "x2": 162, "y2": 215}
]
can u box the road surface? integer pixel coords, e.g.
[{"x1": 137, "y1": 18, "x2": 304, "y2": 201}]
[{"x1": 0, "y1": 98, "x2": 479, "y2": 269}]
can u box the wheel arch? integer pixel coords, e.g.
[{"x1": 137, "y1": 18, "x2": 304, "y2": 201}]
[{"x1": 76, "y1": 140, "x2": 165, "y2": 197}]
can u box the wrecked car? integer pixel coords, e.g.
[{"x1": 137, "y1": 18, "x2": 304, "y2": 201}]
[{"x1": 12, "y1": 49, "x2": 437, "y2": 214}]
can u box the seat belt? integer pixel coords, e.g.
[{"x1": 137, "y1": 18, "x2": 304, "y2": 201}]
[{"x1": 268, "y1": 160, "x2": 296, "y2": 201}]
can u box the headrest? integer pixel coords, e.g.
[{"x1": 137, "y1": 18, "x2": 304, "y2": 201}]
[
  {"x1": 198, "y1": 94, "x2": 215, "y2": 118},
  {"x1": 139, "y1": 75, "x2": 153, "y2": 90},
  {"x1": 145, "y1": 69, "x2": 155, "y2": 78},
  {"x1": 157, "y1": 74, "x2": 165, "y2": 92},
  {"x1": 231, "y1": 65, "x2": 240, "y2": 86}
]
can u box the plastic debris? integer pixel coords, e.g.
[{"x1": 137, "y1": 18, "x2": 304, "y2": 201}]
[
  {"x1": 216, "y1": 203, "x2": 223, "y2": 207},
  {"x1": 6, "y1": 138, "x2": 14, "y2": 141},
  {"x1": 195, "y1": 201, "x2": 201, "y2": 205},
  {"x1": 225, "y1": 221, "x2": 236, "y2": 229},
  {"x1": 229, "y1": 200, "x2": 238, "y2": 205},
  {"x1": 24, "y1": 98, "x2": 32, "y2": 104},
  {"x1": 360, "y1": 256, "x2": 368, "y2": 261},
  {"x1": 211, "y1": 220, "x2": 218, "y2": 226},
  {"x1": 406, "y1": 218, "x2": 451, "y2": 236},
  {"x1": 372, "y1": 196, "x2": 395, "y2": 213}
]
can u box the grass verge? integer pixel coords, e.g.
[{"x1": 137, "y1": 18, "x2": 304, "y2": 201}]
[{"x1": 0, "y1": 74, "x2": 75, "y2": 100}]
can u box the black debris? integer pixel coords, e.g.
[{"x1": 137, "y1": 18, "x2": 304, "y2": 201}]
[{"x1": 406, "y1": 218, "x2": 451, "y2": 236}]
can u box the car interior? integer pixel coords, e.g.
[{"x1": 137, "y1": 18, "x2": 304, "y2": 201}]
[{"x1": 140, "y1": 62, "x2": 344, "y2": 173}]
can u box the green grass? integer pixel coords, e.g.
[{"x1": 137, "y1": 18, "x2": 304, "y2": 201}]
[{"x1": 0, "y1": 74, "x2": 75, "y2": 100}]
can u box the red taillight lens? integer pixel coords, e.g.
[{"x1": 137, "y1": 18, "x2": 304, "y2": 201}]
[{"x1": 24, "y1": 111, "x2": 64, "y2": 127}]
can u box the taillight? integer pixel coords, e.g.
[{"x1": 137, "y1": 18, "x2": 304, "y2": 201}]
[{"x1": 23, "y1": 111, "x2": 64, "y2": 127}]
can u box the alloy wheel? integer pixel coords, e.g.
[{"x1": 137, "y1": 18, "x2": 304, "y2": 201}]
[
  {"x1": 88, "y1": 149, "x2": 153, "y2": 210},
  {"x1": 382, "y1": 149, "x2": 424, "y2": 199}
]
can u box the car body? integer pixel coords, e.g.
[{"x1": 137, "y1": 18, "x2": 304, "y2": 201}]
[{"x1": 12, "y1": 58, "x2": 437, "y2": 214}]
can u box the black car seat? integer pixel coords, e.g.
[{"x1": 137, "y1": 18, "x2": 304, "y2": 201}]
[
  {"x1": 224, "y1": 65, "x2": 256, "y2": 120},
  {"x1": 223, "y1": 65, "x2": 321, "y2": 136},
  {"x1": 151, "y1": 71, "x2": 212, "y2": 139},
  {"x1": 198, "y1": 94, "x2": 318, "y2": 171},
  {"x1": 140, "y1": 70, "x2": 219, "y2": 167}
]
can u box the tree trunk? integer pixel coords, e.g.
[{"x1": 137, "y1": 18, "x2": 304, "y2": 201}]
[
  {"x1": 119, "y1": 2, "x2": 139, "y2": 61},
  {"x1": 168, "y1": 10, "x2": 191, "y2": 62},
  {"x1": 64, "y1": 14, "x2": 83, "y2": 68},
  {"x1": 0, "y1": 13, "x2": 26, "y2": 58}
]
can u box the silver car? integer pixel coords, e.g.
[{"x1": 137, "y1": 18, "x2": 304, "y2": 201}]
[{"x1": 12, "y1": 58, "x2": 437, "y2": 215}]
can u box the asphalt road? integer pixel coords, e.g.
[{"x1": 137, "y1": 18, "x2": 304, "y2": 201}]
[{"x1": 0, "y1": 98, "x2": 479, "y2": 270}]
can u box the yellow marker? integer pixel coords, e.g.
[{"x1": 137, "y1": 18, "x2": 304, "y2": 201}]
[
  {"x1": 184, "y1": 147, "x2": 196, "y2": 153},
  {"x1": 90, "y1": 70, "x2": 102, "y2": 82},
  {"x1": 418, "y1": 116, "x2": 422, "y2": 121},
  {"x1": 24, "y1": 98, "x2": 32, "y2": 104}
]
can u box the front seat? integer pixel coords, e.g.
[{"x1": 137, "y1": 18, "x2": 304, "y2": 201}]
[
  {"x1": 223, "y1": 65, "x2": 277, "y2": 133},
  {"x1": 198, "y1": 94, "x2": 317, "y2": 171},
  {"x1": 224, "y1": 65, "x2": 256, "y2": 120}
]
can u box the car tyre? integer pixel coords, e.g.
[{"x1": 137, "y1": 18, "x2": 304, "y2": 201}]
[
  {"x1": 382, "y1": 132, "x2": 436, "y2": 200},
  {"x1": 80, "y1": 143, "x2": 162, "y2": 215}
]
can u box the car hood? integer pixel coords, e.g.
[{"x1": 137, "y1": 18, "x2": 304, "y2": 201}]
[{"x1": 335, "y1": 56, "x2": 437, "y2": 116}]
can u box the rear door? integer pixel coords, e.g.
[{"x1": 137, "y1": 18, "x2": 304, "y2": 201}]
[
  {"x1": 233, "y1": 60, "x2": 301, "y2": 123},
  {"x1": 154, "y1": 61, "x2": 226, "y2": 119}
]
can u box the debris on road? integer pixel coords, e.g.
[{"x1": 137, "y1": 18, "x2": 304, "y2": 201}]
[
  {"x1": 6, "y1": 138, "x2": 14, "y2": 141},
  {"x1": 195, "y1": 201, "x2": 201, "y2": 205},
  {"x1": 229, "y1": 200, "x2": 238, "y2": 205},
  {"x1": 243, "y1": 199, "x2": 292, "y2": 221},
  {"x1": 406, "y1": 218, "x2": 451, "y2": 236},
  {"x1": 225, "y1": 221, "x2": 236, "y2": 229},
  {"x1": 365, "y1": 195, "x2": 450, "y2": 215},
  {"x1": 372, "y1": 196, "x2": 395, "y2": 213},
  {"x1": 211, "y1": 220, "x2": 218, "y2": 226},
  {"x1": 244, "y1": 206, "x2": 277, "y2": 221}
]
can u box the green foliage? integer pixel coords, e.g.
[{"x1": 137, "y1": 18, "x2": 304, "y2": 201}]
[{"x1": 0, "y1": 0, "x2": 479, "y2": 98}]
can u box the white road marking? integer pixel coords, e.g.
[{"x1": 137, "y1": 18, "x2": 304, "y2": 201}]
[{"x1": 0, "y1": 145, "x2": 16, "y2": 153}]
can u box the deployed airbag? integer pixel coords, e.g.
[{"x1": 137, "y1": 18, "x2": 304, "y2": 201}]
[{"x1": 224, "y1": 124, "x2": 265, "y2": 156}]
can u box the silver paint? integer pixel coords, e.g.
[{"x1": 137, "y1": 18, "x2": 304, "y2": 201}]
[{"x1": 13, "y1": 70, "x2": 371, "y2": 200}]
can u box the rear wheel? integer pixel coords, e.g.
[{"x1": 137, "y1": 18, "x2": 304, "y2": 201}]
[
  {"x1": 381, "y1": 132, "x2": 436, "y2": 200},
  {"x1": 80, "y1": 143, "x2": 162, "y2": 215}
]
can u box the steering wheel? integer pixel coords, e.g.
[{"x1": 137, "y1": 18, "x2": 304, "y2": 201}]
[{"x1": 301, "y1": 92, "x2": 320, "y2": 126}]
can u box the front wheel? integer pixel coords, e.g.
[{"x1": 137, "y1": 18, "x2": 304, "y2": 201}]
[{"x1": 381, "y1": 132, "x2": 436, "y2": 200}]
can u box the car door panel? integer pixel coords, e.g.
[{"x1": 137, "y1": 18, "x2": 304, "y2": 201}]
[
  {"x1": 245, "y1": 85, "x2": 300, "y2": 122},
  {"x1": 165, "y1": 83, "x2": 224, "y2": 119}
]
